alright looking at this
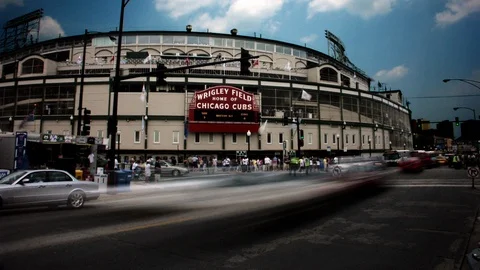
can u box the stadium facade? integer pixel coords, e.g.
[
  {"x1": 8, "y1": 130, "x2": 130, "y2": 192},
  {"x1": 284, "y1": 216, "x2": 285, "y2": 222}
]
[{"x1": 0, "y1": 29, "x2": 413, "y2": 162}]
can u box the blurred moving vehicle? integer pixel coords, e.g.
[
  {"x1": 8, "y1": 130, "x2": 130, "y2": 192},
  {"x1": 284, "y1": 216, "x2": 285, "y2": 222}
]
[
  {"x1": 434, "y1": 155, "x2": 447, "y2": 166},
  {"x1": 0, "y1": 169, "x2": 100, "y2": 209},
  {"x1": 383, "y1": 151, "x2": 401, "y2": 166},
  {"x1": 158, "y1": 160, "x2": 189, "y2": 177},
  {"x1": 330, "y1": 156, "x2": 386, "y2": 176},
  {"x1": 398, "y1": 156, "x2": 423, "y2": 172}
]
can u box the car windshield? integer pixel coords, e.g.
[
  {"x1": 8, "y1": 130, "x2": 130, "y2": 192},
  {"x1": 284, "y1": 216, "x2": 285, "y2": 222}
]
[
  {"x1": 161, "y1": 161, "x2": 173, "y2": 166},
  {"x1": 0, "y1": 171, "x2": 28, "y2": 185}
]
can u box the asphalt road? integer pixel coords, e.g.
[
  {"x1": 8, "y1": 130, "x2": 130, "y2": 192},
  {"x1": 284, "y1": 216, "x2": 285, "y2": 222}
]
[{"x1": 1, "y1": 166, "x2": 480, "y2": 270}]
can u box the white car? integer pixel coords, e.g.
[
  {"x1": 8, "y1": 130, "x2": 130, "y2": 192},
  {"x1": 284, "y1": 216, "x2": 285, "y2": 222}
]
[{"x1": 0, "y1": 169, "x2": 100, "y2": 209}]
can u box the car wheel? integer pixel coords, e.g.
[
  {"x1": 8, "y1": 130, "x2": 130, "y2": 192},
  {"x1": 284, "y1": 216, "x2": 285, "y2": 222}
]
[
  {"x1": 68, "y1": 191, "x2": 86, "y2": 209},
  {"x1": 332, "y1": 166, "x2": 341, "y2": 176},
  {"x1": 172, "y1": 170, "x2": 181, "y2": 177}
]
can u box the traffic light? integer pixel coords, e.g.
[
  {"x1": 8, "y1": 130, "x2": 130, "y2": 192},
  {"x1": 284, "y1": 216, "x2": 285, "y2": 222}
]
[
  {"x1": 156, "y1": 63, "x2": 168, "y2": 86},
  {"x1": 81, "y1": 109, "x2": 91, "y2": 136},
  {"x1": 240, "y1": 48, "x2": 252, "y2": 76},
  {"x1": 282, "y1": 114, "x2": 289, "y2": 126},
  {"x1": 455, "y1": 117, "x2": 460, "y2": 126},
  {"x1": 417, "y1": 119, "x2": 422, "y2": 129},
  {"x1": 299, "y1": 129, "x2": 304, "y2": 147}
]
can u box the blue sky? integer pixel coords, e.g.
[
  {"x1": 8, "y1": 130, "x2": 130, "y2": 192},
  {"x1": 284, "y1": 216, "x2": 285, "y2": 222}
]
[{"x1": 1, "y1": 0, "x2": 479, "y2": 128}]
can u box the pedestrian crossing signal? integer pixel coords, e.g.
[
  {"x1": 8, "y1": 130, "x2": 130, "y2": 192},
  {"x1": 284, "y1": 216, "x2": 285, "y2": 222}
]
[{"x1": 455, "y1": 117, "x2": 459, "y2": 126}]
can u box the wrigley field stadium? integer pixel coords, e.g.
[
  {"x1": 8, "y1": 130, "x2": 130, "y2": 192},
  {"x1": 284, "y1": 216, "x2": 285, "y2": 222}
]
[{"x1": 0, "y1": 21, "x2": 413, "y2": 167}]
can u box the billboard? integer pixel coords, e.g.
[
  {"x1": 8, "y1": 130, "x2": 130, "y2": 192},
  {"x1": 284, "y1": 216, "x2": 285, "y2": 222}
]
[{"x1": 188, "y1": 86, "x2": 260, "y2": 133}]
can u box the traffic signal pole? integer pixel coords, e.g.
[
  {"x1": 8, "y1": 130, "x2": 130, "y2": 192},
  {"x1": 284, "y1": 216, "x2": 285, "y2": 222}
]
[
  {"x1": 296, "y1": 116, "x2": 301, "y2": 157},
  {"x1": 119, "y1": 55, "x2": 259, "y2": 81}
]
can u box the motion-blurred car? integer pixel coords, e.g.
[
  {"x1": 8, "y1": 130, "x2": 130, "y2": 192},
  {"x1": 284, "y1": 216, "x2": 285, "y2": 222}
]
[
  {"x1": 159, "y1": 161, "x2": 189, "y2": 177},
  {"x1": 411, "y1": 151, "x2": 435, "y2": 169},
  {"x1": 0, "y1": 169, "x2": 100, "y2": 209},
  {"x1": 330, "y1": 156, "x2": 386, "y2": 176},
  {"x1": 398, "y1": 157, "x2": 423, "y2": 172},
  {"x1": 435, "y1": 156, "x2": 447, "y2": 166}
]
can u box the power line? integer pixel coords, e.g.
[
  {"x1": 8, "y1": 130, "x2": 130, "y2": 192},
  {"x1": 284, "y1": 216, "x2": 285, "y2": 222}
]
[{"x1": 407, "y1": 94, "x2": 480, "y2": 99}]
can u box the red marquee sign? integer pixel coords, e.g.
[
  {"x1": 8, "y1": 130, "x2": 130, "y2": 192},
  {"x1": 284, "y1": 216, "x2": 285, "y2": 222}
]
[{"x1": 188, "y1": 85, "x2": 260, "y2": 133}]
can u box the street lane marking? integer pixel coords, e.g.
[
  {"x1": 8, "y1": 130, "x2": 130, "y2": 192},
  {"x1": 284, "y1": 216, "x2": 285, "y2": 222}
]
[
  {"x1": 384, "y1": 184, "x2": 472, "y2": 187},
  {"x1": 114, "y1": 216, "x2": 193, "y2": 234}
]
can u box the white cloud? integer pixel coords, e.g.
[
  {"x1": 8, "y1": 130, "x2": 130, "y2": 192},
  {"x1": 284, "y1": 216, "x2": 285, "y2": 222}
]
[
  {"x1": 375, "y1": 65, "x2": 408, "y2": 80},
  {"x1": 435, "y1": 0, "x2": 480, "y2": 27},
  {"x1": 0, "y1": 0, "x2": 23, "y2": 9},
  {"x1": 153, "y1": 0, "x2": 226, "y2": 19},
  {"x1": 300, "y1": 34, "x2": 318, "y2": 44},
  {"x1": 306, "y1": 0, "x2": 397, "y2": 19},
  {"x1": 154, "y1": 0, "x2": 286, "y2": 33},
  {"x1": 38, "y1": 16, "x2": 65, "y2": 41}
]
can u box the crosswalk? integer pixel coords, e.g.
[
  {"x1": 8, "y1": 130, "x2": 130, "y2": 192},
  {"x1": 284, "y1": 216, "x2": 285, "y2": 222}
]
[{"x1": 382, "y1": 177, "x2": 477, "y2": 187}]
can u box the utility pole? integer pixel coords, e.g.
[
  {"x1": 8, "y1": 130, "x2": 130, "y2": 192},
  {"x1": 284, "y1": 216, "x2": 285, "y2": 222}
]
[{"x1": 296, "y1": 115, "x2": 301, "y2": 157}]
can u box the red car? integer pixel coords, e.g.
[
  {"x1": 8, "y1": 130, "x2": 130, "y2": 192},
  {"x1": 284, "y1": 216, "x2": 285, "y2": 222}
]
[{"x1": 398, "y1": 156, "x2": 423, "y2": 172}]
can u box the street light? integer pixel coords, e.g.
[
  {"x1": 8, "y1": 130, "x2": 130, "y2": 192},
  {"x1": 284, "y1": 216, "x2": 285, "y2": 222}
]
[
  {"x1": 403, "y1": 143, "x2": 406, "y2": 150},
  {"x1": 108, "y1": 0, "x2": 131, "y2": 187},
  {"x1": 368, "y1": 138, "x2": 372, "y2": 157},
  {"x1": 116, "y1": 131, "x2": 121, "y2": 163},
  {"x1": 336, "y1": 134, "x2": 340, "y2": 152},
  {"x1": 453, "y1": 107, "x2": 477, "y2": 120},
  {"x1": 70, "y1": 115, "x2": 74, "y2": 135},
  {"x1": 389, "y1": 141, "x2": 392, "y2": 150},
  {"x1": 246, "y1": 130, "x2": 251, "y2": 172},
  {"x1": 443, "y1": 79, "x2": 480, "y2": 91},
  {"x1": 77, "y1": 29, "x2": 116, "y2": 136}
]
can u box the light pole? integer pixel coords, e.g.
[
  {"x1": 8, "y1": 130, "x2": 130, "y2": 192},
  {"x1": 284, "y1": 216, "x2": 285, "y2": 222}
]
[
  {"x1": 443, "y1": 79, "x2": 480, "y2": 91},
  {"x1": 246, "y1": 130, "x2": 251, "y2": 172},
  {"x1": 8, "y1": 116, "x2": 12, "y2": 132},
  {"x1": 70, "y1": 115, "x2": 74, "y2": 135},
  {"x1": 336, "y1": 134, "x2": 340, "y2": 153},
  {"x1": 116, "y1": 131, "x2": 121, "y2": 163},
  {"x1": 368, "y1": 138, "x2": 372, "y2": 157},
  {"x1": 389, "y1": 141, "x2": 392, "y2": 150},
  {"x1": 403, "y1": 143, "x2": 406, "y2": 150},
  {"x1": 453, "y1": 107, "x2": 477, "y2": 120},
  {"x1": 108, "y1": 0, "x2": 131, "y2": 187}
]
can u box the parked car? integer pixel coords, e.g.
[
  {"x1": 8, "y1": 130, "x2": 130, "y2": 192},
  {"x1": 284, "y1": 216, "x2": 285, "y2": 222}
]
[{"x1": 0, "y1": 169, "x2": 100, "y2": 210}]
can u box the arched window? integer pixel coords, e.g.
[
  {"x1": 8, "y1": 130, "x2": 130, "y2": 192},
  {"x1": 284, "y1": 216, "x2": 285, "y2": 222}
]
[
  {"x1": 320, "y1": 67, "x2": 338, "y2": 82},
  {"x1": 22, "y1": 58, "x2": 44, "y2": 75}
]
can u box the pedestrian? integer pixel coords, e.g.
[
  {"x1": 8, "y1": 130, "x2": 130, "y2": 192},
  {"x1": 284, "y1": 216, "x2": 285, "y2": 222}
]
[
  {"x1": 154, "y1": 156, "x2": 162, "y2": 182},
  {"x1": 145, "y1": 161, "x2": 152, "y2": 183}
]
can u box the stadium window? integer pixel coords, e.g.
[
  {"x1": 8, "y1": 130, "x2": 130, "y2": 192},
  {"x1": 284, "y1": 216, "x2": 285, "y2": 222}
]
[
  {"x1": 172, "y1": 131, "x2": 179, "y2": 144},
  {"x1": 320, "y1": 67, "x2": 338, "y2": 83},
  {"x1": 267, "y1": 133, "x2": 272, "y2": 144},
  {"x1": 153, "y1": 131, "x2": 160, "y2": 144},
  {"x1": 278, "y1": 133, "x2": 284, "y2": 144},
  {"x1": 134, "y1": 131, "x2": 141, "y2": 143},
  {"x1": 21, "y1": 58, "x2": 44, "y2": 74},
  {"x1": 324, "y1": 133, "x2": 328, "y2": 144},
  {"x1": 208, "y1": 133, "x2": 214, "y2": 143},
  {"x1": 232, "y1": 133, "x2": 237, "y2": 144},
  {"x1": 195, "y1": 133, "x2": 200, "y2": 143}
]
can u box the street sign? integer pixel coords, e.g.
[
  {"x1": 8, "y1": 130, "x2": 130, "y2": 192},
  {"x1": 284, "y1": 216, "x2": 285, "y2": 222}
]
[
  {"x1": 236, "y1": 151, "x2": 246, "y2": 156},
  {"x1": 468, "y1": 167, "x2": 479, "y2": 178},
  {"x1": 467, "y1": 167, "x2": 479, "y2": 189}
]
